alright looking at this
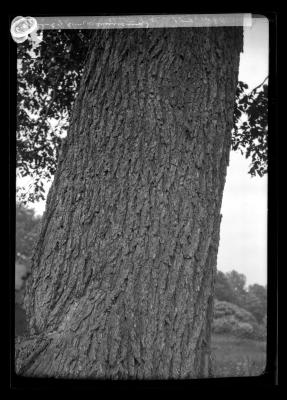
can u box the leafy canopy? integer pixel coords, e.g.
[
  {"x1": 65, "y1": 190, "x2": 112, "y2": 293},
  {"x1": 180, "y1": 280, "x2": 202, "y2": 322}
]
[{"x1": 16, "y1": 30, "x2": 268, "y2": 204}]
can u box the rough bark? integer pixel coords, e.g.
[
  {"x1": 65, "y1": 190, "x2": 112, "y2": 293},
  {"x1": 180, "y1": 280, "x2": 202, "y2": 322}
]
[{"x1": 16, "y1": 27, "x2": 243, "y2": 379}]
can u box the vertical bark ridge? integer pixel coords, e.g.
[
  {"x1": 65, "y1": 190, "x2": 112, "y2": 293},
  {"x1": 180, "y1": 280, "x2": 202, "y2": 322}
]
[{"x1": 17, "y1": 27, "x2": 243, "y2": 378}]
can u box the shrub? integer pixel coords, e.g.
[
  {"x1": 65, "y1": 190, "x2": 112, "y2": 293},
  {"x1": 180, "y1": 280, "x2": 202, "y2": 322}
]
[
  {"x1": 233, "y1": 322, "x2": 254, "y2": 339},
  {"x1": 214, "y1": 300, "x2": 256, "y2": 324},
  {"x1": 213, "y1": 316, "x2": 237, "y2": 334},
  {"x1": 212, "y1": 300, "x2": 266, "y2": 340},
  {"x1": 252, "y1": 322, "x2": 267, "y2": 341}
]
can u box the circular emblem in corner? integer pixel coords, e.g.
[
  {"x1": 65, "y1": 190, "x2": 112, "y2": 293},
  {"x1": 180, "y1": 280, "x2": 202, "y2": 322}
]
[{"x1": 10, "y1": 16, "x2": 38, "y2": 44}]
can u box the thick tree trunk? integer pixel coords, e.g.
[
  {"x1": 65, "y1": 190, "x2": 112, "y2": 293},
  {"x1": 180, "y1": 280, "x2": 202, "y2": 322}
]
[{"x1": 16, "y1": 27, "x2": 242, "y2": 379}]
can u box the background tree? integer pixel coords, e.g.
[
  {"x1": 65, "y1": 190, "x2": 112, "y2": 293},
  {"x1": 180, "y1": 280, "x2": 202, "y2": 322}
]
[
  {"x1": 244, "y1": 283, "x2": 267, "y2": 324},
  {"x1": 214, "y1": 270, "x2": 237, "y2": 304},
  {"x1": 15, "y1": 204, "x2": 41, "y2": 295},
  {"x1": 214, "y1": 270, "x2": 267, "y2": 326},
  {"x1": 225, "y1": 270, "x2": 248, "y2": 307},
  {"x1": 16, "y1": 203, "x2": 41, "y2": 268},
  {"x1": 15, "y1": 203, "x2": 41, "y2": 302}
]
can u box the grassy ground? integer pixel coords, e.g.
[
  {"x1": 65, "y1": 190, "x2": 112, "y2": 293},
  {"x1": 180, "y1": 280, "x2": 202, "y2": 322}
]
[
  {"x1": 211, "y1": 333, "x2": 266, "y2": 377},
  {"x1": 15, "y1": 298, "x2": 266, "y2": 378}
]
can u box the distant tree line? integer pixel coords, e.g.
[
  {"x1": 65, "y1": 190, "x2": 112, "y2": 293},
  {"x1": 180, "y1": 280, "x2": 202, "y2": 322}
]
[{"x1": 215, "y1": 270, "x2": 267, "y2": 324}]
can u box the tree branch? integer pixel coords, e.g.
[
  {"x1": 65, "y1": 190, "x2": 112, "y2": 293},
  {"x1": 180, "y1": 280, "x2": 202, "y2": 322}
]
[{"x1": 250, "y1": 76, "x2": 268, "y2": 95}]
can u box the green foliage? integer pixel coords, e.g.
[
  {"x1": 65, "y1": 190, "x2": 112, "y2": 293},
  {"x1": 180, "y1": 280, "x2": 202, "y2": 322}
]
[
  {"x1": 16, "y1": 203, "x2": 41, "y2": 267},
  {"x1": 212, "y1": 300, "x2": 266, "y2": 340},
  {"x1": 220, "y1": 270, "x2": 267, "y2": 325},
  {"x1": 213, "y1": 270, "x2": 267, "y2": 340},
  {"x1": 15, "y1": 204, "x2": 42, "y2": 306},
  {"x1": 235, "y1": 322, "x2": 254, "y2": 338},
  {"x1": 232, "y1": 79, "x2": 268, "y2": 177},
  {"x1": 225, "y1": 270, "x2": 247, "y2": 307},
  {"x1": 213, "y1": 300, "x2": 256, "y2": 323},
  {"x1": 16, "y1": 30, "x2": 268, "y2": 204},
  {"x1": 215, "y1": 269, "x2": 249, "y2": 310},
  {"x1": 17, "y1": 30, "x2": 91, "y2": 203},
  {"x1": 214, "y1": 270, "x2": 237, "y2": 304},
  {"x1": 244, "y1": 284, "x2": 267, "y2": 323}
]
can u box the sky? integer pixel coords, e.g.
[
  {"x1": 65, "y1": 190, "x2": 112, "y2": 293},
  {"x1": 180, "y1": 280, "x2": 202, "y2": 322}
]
[
  {"x1": 217, "y1": 16, "x2": 268, "y2": 286},
  {"x1": 17, "y1": 16, "x2": 269, "y2": 287}
]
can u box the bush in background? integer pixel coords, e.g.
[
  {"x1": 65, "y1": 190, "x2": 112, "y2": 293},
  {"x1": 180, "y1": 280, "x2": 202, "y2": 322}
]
[
  {"x1": 214, "y1": 270, "x2": 267, "y2": 326},
  {"x1": 212, "y1": 300, "x2": 266, "y2": 340},
  {"x1": 15, "y1": 204, "x2": 42, "y2": 305},
  {"x1": 213, "y1": 300, "x2": 256, "y2": 323}
]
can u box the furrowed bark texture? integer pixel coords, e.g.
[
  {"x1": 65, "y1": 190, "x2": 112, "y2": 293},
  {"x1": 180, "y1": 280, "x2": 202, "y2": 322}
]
[{"x1": 16, "y1": 28, "x2": 243, "y2": 379}]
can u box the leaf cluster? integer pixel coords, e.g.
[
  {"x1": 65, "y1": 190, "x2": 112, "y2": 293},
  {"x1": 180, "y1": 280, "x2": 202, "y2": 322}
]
[
  {"x1": 17, "y1": 30, "x2": 91, "y2": 203},
  {"x1": 232, "y1": 79, "x2": 268, "y2": 177}
]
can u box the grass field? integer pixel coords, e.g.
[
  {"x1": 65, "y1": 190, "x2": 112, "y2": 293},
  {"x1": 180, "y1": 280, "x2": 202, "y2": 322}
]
[
  {"x1": 211, "y1": 333, "x2": 266, "y2": 377},
  {"x1": 15, "y1": 300, "x2": 266, "y2": 378}
]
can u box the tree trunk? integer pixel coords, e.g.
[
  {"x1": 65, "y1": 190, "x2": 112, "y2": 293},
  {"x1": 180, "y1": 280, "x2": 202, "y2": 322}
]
[{"x1": 16, "y1": 27, "x2": 243, "y2": 379}]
